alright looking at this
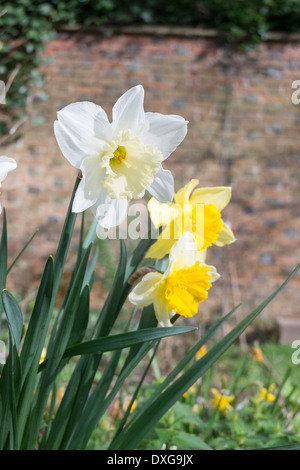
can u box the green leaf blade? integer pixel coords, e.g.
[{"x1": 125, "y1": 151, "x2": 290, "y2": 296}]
[{"x1": 2, "y1": 290, "x2": 23, "y2": 350}]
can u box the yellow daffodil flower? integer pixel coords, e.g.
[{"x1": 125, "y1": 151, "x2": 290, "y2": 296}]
[
  {"x1": 258, "y1": 384, "x2": 276, "y2": 402},
  {"x1": 146, "y1": 179, "x2": 235, "y2": 259},
  {"x1": 54, "y1": 85, "x2": 188, "y2": 229},
  {"x1": 129, "y1": 231, "x2": 220, "y2": 326},
  {"x1": 211, "y1": 388, "x2": 234, "y2": 416}
]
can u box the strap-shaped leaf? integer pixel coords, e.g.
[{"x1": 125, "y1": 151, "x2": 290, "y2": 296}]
[
  {"x1": 19, "y1": 256, "x2": 54, "y2": 379},
  {"x1": 2, "y1": 290, "x2": 23, "y2": 349},
  {"x1": 0, "y1": 208, "x2": 7, "y2": 324},
  {"x1": 39, "y1": 326, "x2": 196, "y2": 368},
  {"x1": 7, "y1": 229, "x2": 39, "y2": 275},
  {"x1": 67, "y1": 284, "x2": 90, "y2": 348}
]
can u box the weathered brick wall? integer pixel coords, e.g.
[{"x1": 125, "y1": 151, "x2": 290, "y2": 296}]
[{"x1": 1, "y1": 30, "x2": 300, "y2": 328}]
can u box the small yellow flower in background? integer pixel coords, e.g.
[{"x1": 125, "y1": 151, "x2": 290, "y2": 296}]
[
  {"x1": 56, "y1": 387, "x2": 65, "y2": 401},
  {"x1": 39, "y1": 347, "x2": 47, "y2": 364},
  {"x1": 125, "y1": 399, "x2": 137, "y2": 414},
  {"x1": 112, "y1": 397, "x2": 137, "y2": 418},
  {"x1": 211, "y1": 388, "x2": 234, "y2": 416},
  {"x1": 129, "y1": 232, "x2": 220, "y2": 326},
  {"x1": 182, "y1": 384, "x2": 196, "y2": 399},
  {"x1": 258, "y1": 384, "x2": 276, "y2": 402},
  {"x1": 146, "y1": 179, "x2": 235, "y2": 259},
  {"x1": 252, "y1": 344, "x2": 263, "y2": 362},
  {"x1": 195, "y1": 344, "x2": 207, "y2": 360}
]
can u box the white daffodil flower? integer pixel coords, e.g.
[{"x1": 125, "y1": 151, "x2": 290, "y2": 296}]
[
  {"x1": 129, "y1": 231, "x2": 220, "y2": 327},
  {"x1": 54, "y1": 85, "x2": 188, "y2": 229},
  {"x1": 0, "y1": 156, "x2": 17, "y2": 214}
]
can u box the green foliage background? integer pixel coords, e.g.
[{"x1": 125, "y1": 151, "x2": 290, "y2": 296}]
[{"x1": 1, "y1": 0, "x2": 300, "y2": 137}]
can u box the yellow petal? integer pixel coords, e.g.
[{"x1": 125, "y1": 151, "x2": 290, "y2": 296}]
[
  {"x1": 267, "y1": 393, "x2": 275, "y2": 402},
  {"x1": 195, "y1": 344, "x2": 207, "y2": 359},
  {"x1": 146, "y1": 222, "x2": 178, "y2": 259},
  {"x1": 148, "y1": 197, "x2": 180, "y2": 229},
  {"x1": 190, "y1": 186, "x2": 232, "y2": 212},
  {"x1": 259, "y1": 387, "x2": 268, "y2": 400},
  {"x1": 174, "y1": 179, "x2": 199, "y2": 206},
  {"x1": 214, "y1": 223, "x2": 236, "y2": 247}
]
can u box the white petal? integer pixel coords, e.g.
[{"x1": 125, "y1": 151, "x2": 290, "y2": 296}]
[
  {"x1": 81, "y1": 155, "x2": 106, "y2": 200},
  {"x1": 0, "y1": 156, "x2": 17, "y2": 182},
  {"x1": 92, "y1": 190, "x2": 129, "y2": 229},
  {"x1": 54, "y1": 102, "x2": 110, "y2": 168},
  {"x1": 168, "y1": 232, "x2": 197, "y2": 272},
  {"x1": 129, "y1": 272, "x2": 163, "y2": 307},
  {"x1": 112, "y1": 85, "x2": 145, "y2": 135},
  {"x1": 207, "y1": 265, "x2": 221, "y2": 283},
  {"x1": 154, "y1": 297, "x2": 172, "y2": 327},
  {"x1": 142, "y1": 112, "x2": 188, "y2": 159},
  {"x1": 72, "y1": 179, "x2": 97, "y2": 212},
  {"x1": 147, "y1": 167, "x2": 174, "y2": 203}
]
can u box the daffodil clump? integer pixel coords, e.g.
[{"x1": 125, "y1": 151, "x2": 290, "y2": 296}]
[
  {"x1": 52, "y1": 84, "x2": 236, "y2": 327},
  {"x1": 3, "y1": 83, "x2": 297, "y2": 452}
]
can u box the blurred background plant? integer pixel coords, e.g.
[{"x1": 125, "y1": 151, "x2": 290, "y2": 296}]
[{"x1": 87, "y1": 341, "x2": 300, "y2": 450}]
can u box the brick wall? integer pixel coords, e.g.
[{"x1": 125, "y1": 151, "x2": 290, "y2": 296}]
[{"x1": 1, "y1": 29, "x2": 300, "y2": 329}]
